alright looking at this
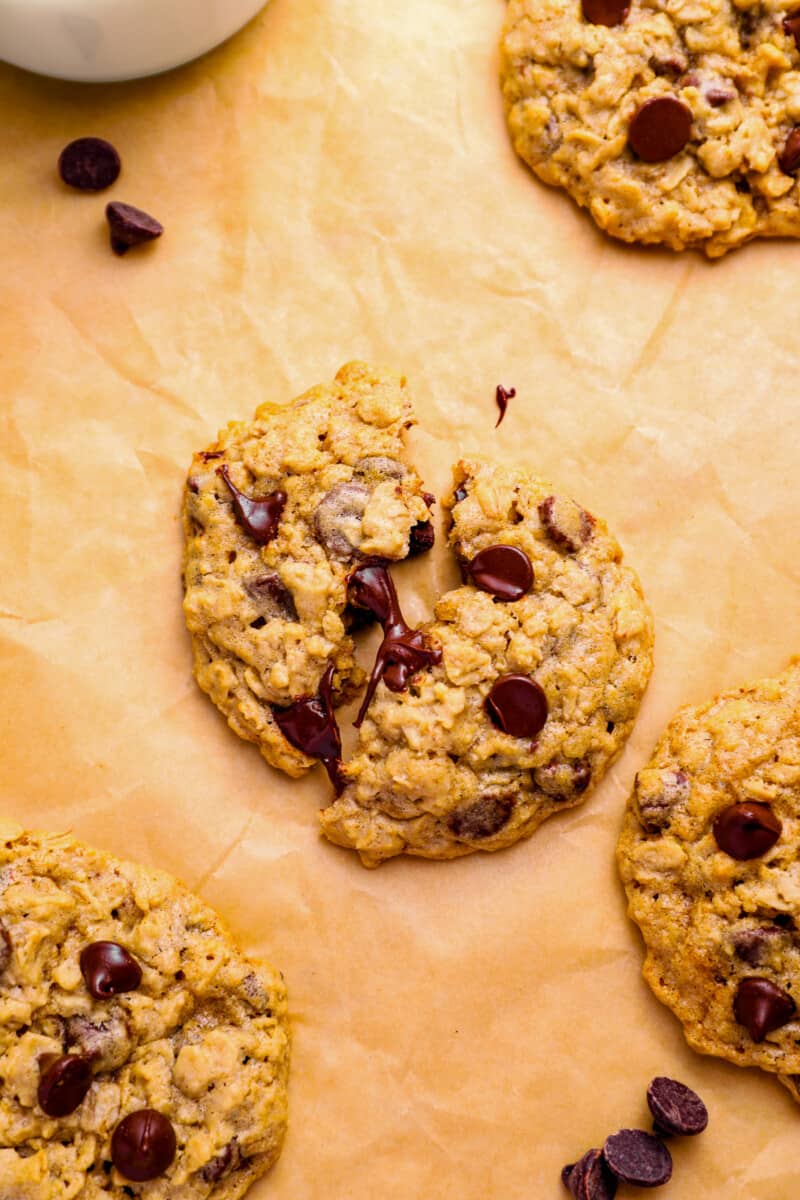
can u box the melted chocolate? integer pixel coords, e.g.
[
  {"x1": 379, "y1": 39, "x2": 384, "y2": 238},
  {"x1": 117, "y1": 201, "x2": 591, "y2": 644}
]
[
  {"x1": 272, "y1": 663, "x2": 344, "y2": 791},
  {"x1": 495, "y1": 385, "x2": 516, "y2": 428},
  {"x1": 348, "y1": 564, "x2": 442, "y2": 727},
  {"x1": 219, "y1": 465, "x2": 286, "y2": 545}
]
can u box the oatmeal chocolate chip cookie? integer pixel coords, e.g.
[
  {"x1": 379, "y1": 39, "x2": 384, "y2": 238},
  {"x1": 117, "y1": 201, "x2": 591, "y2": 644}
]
[
  {"x1": 0, "y1": 824, "x2": 289, "y2": 1198},
  {"x1": 618, "y1": 659, "x2": 800, "y2": 1090},
  {"x1": 320, "y1": 459, "x2": 654, "y2": 866},
  {"x1": 501, "y1": 0, "x2": 800, "y2": 256},
  {"x1": 182, "y1": 362, "x2": 433, "y2": 781}
]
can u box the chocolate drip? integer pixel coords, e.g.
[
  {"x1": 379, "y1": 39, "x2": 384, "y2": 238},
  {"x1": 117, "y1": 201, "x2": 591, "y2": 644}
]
[
  {"x1": 272, "y1": 664, "x2": 344, "y2": 791},
  {"x1": 219, "y1": 465, "x2": 286, "y2": 545},
  {"x1": 348, "y1": 564, "x2": 442, "y2": 727},
  {"x1": 495, "y1": 385, "x2": 516, "y2": 428}
]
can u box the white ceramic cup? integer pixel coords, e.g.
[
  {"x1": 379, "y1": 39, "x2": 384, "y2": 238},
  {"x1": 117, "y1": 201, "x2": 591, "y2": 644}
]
[{"x1": 0, "y1": 0, "x2": 269, "y2": 83}]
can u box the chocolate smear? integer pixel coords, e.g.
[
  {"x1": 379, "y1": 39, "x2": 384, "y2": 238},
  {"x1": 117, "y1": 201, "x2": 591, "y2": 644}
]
[
  {"x1": 219, "y1": 465, "x2": 286, "y2": 546},
  {"x1": 272, "y1": 663, "x2": 345, "y2": 791},
  {"x1": 495, "y1": 384, "x2": 516, "y2": 428}
]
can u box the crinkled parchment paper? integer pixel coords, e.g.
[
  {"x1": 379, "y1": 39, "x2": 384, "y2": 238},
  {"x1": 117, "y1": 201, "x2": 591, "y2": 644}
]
[{"x1": 1, "y1": 0, "x2": 800, "y2": 1195}]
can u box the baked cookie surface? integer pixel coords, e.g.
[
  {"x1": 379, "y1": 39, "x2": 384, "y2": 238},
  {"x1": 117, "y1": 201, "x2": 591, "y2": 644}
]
[
  {"x1": 182, "y1": 363, "x2": 433, "y2": 779},
  {"x1": 618, "y1": 660, "x2": 800, "y2": 1084},
  {"x1": 320, "y1": 459, "x2": 654, "y2": 866},
  {"x1": 501, "y1": 0, "x2": 800, "y2": 256},
  {"x1": 0, "y1": 825, "x2": 289, "y2": 1198}
]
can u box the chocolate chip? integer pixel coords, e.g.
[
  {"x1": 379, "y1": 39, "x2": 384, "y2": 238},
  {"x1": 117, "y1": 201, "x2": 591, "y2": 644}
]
[
  {"x1": 408, "y1": 519, "x2": 436, "y2": 557},
  {"x1": 485, "y1": 675, "x2": 548, "y2": 739},
  {"x1": 713, "y1": 801, "x2": 781, "y2": 860},
  {"x1": 0, "y1": 924, "x2": 11, "y2": 976},
  {"x1": 628, "y1": 96, "x2": 692, "y2": 163},
  {"x1": 733, "y1": 926, "x2": 785, "y2": 967},
  {"x1": 635, "y1": 767, "x2": 689, "y2": 833},
  {"x1": 706, "y1": 86, "x2": 735, "y2": 106},
  {"x1": 534, "y1": 758, "x2": 592, "y2": 800},
  {"x1": 646, "y1": 1077, "x2": 708, "y2": 1137},
  {"x1": 244, "y1": 572, "x2": 297, "y2": 622},
  {"x1": 581, "y1": 0, "x2": 629, "y2": 25},
  {"x1": 105, "y1": 202, "x2": 163, "y2": 255},
  {"x1": 352, "y1": 456, "x2": 407, "y2": 482},
  {"x1": 453, "y1": 487, "x2": 468, "y2": 504},
  {"x1": 219, "y1": 465, "x2": 286, "y2": 546},
  {"x1": 448, "y1": 796, "x2": 514, "y2": 839},
  {"x1": 37, "y1": 1055, "x2": 92, "y2": 1118},
  {"x1": 783, "y1": 11, "x2": 800, "y2": 50},
  {"x1": 734, "y1": 976, "x2": 796, "y2": 1042},
  {"x1": 80, "y1": 942, "x2": 142, "y2": 1000},
  {"x1": 314, "y1": 481, "x2": 371, "y2": 561},
  {"x1": 649, "y1": 53, "x2": 688, "y2": 78},
  {"x1": 779, "y1": 127, "x2": 800, "y2": 174},
  {"x1": 65, "y1": 1014, "x2": 132, "y2": 1072},
  {"x1": 538, "y1": 495, "x2": 593, "y2": 553},
  {"x1": 111, "y1": 1110, "x2": 177, "y2": 1182},
  {"x1": 58, "y1": 137, "x2": 121, "y2": 191},
  {"x1": 495, "y1": 384, "x2": 516, "y2": 428},
  {"x1": 566, "y1": 1149, "x2": 618, "y2": 1199},
  {"x1": 423, "y1": 492, "x2": 435, "y2": 508},
  {"x1": 602, "y1": 1130, "x2": 672, "y2": 1188},
  {"x1": 468, "y1": 545, "x2": 533, "y2": 602},
  {"x1": 272, "y1": 663, "x2": 344, "y2": 792},
  {"x1": 201, "y1": 1139, "x2": 244, "y2": 1183}
]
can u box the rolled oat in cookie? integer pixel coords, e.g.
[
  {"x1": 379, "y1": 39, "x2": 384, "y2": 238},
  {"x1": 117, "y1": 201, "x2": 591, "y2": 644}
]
[
  {"x1": 618, "y1": 658, "x2": 800, "y2": 1094},
  {"x1": 321, "y1": 457, "x2": 653, "y2": 866},
  {"x1": 501, "y1": 0, "x2": 800, "y2": 255},
  {"x1": 0, "y1": 825, "x2": 289, "y2": 1199},
  {"x1": 182, "y1": 362, "x2": 434, "y2": 780}
]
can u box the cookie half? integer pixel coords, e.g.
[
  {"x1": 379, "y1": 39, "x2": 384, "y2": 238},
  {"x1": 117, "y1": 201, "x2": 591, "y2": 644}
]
[
  {"x1": 501, "y1": 0, "x2": 800, "y2": 256},
  {"x1": 320, "y1": 458, "x2": 654, "y2": 865},
  {"x1": 0, "y1": 824, "x2": 289, "y2": 1197},
  {"x1": 182, "y1": 362, "x2": 433, "y2": 779},
  {"x1": 618, "y1": 660, "x2": 800, "y2": 1085}
]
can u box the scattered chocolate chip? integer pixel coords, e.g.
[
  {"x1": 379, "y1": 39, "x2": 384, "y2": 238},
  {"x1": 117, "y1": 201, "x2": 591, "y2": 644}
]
[
  {"x1": 713, "y1": 801, "x2": 781, "y2": 860},
  {"x1": 534, "y1": 758, "x2": 592, "y2": 800},
  {"x1": 314, "y1": 481, "x2": 371, "y2": 561},
  {"x1": 0, "y1": 923, "x2": 11, "y2": 976},
  {"x1": 422, "y1": 492, "x2": 435, "y2": 508},
  {"x1": 200, "y1": 450, "x2": 223, "y2": 462},
  {"x1": 408, "y1": 519, "x2": 436, "y2": 557},
  {"x1": 734, "y1": 976, "x2": 796, "y2": 1042},
  {"x1": 272, "y1": 663, "x2": 345, "y2": 792},
  {"x1": 218, "y1": 465, "x2": 286, "y2": 546},
  {"x1": 628, "y1": 96, "x2": 692, "y2": 163},
  {"x1": 602, "y1": 1130, "x2": 672, "y2": 1188},
  {"x1": 453, "y1": 487, "x2": 468, "y2": 504},
  {"x1": 649, "y1": 53, "x2": 687, "y2": 78},
  {"x1": 80, "y1": 942, "x2": 142, "y2": 1000},
  {"x1": 38, "y1": 1054, "x2": 92, "y2": 1118},
  {"x1": 348, "y1": 564, "x2": 442, "y2": 727},
  {"x1": 705, "y1": 86, "x2": 735, "y2": 106},
  {"x1": 485, "y1": 674, "x2": 548, "y2": 739},
  {"x1": 201, "y1": 1139, "x2": 244, "y2": 1183},
  {"x1": 783, "y1": 11, "x2": 800, "y2": 50},
  {"x1": 66, "y1": 1013, "x2": 132, "y2": 1072},
  {"x1": 244, "y1": 572, "x2": 297, "y2": 622},
  {"x1": 566, "y1": 1149, "x2": 618, "y2": 1199},
  {"x1": 779, "y1": 127, "x2": 800, "y2": 174},
  {"x1": 581, "y1": 0, "x2": 629, "y2": 24},
  {"x1": 495, "y1": 384, "x2": 517, "y2": 428},
  {"x1": 646, "y1": 1077, "x2": 708, "y2": 1137},
  {"x1": 635, "y1": 767, "x2": 689, "y2": 833},
  {"x1": 111, "y1": 1110, "x2": 177, "y2": 1182},
  {"x1": 468, "y1": 545, "x2": 534, "y2": 601},
  {"x1": 448, "y1": 796, "x2": 514, "y2": 839},
  {"x1": 538, "y1": 495, "x2": 593, "y2": 553},
  {"x1": 733, "y1": 926, "x2": 785, "y2": 967},
  {"x1": 352, "y1": 456, "x2": 407, "y2": 482},
  {"x1": 58, "y1": 137, "x2": 121, "y2": 191},
  {"x1": 105, "y1": 201, "x2": 163, "y2": 256}
]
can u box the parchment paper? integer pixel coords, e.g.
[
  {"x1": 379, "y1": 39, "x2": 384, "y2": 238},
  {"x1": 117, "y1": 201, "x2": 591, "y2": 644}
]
[{"x1": 1, "y1": 0, "x2": 800, "y2": 1194}]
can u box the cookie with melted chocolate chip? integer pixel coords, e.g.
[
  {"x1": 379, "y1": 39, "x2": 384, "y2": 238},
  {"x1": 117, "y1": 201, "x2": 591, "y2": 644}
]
[
  {"x1": 0, "y1": 824, "x2": 289, "y2": 1198},
  {"x1": 618, "y1": 659, "x2": 800, "y2": 1096},
  {"x1": 182, "y1": 362, "x2": 433, "y2": 779},
  {"x1": 501, "y1": 0, "x2": 800, "y2": 256},
  {"x1": 320, "y1": 458, "x2": 653, "y2": 865}
]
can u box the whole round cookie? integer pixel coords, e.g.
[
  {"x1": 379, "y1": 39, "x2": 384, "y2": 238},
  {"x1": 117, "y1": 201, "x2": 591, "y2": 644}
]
[
  {"x1": 182, "y1": 362, "x2": 433, "y2": 781},
  {"x1": 501, "y1": 0, "x2": 800, "y2": 255},
  {"x1": 618, "y1": 659, "x2": 800, "y2": 1081},
  {"x1": 0, "y1": 824, "x2": 289, "y2": 1198},
  {"x1": 320, "y1": 458, "x2": 654, "y2": 866}
]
